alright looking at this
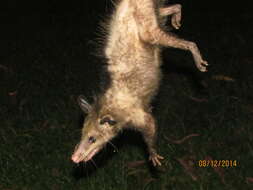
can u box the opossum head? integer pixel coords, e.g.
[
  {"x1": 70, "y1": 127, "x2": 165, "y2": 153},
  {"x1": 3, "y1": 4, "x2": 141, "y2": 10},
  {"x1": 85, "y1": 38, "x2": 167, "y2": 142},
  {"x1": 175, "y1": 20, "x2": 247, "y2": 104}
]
[{"x1": 71, "y1": 95, "x2": 122, "y2": 163}]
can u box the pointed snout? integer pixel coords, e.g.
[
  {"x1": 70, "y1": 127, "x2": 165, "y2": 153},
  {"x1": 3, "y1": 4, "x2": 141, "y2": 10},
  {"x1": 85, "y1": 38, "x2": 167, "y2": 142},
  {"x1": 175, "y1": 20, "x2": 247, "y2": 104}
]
[
  {"x1": 71, "y1": 152, "x2": 82, "y2": 163},
  {"x1": 71, "y1": 141, "x2": 86, "y2": 163}
]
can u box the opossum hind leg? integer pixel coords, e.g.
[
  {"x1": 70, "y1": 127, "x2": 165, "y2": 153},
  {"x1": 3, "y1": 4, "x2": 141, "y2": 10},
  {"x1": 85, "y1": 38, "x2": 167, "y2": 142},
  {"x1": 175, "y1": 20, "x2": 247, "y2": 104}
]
[{"x1": 149, "y1": 152, "x2": 164, "y2": 166}]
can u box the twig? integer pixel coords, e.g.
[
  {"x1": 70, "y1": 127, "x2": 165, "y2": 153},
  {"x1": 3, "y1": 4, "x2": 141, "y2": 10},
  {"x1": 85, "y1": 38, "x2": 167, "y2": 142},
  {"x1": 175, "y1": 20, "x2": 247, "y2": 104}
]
[{"x1": 164, "y1": 134, "x2": 200, "y2": 144}]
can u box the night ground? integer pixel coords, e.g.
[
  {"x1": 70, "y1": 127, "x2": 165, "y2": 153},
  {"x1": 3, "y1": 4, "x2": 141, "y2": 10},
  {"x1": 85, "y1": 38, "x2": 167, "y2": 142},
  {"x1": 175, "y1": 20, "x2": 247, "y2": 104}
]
[{"x1": 0, "y1": 0, "x2": 253, "y2": 189}]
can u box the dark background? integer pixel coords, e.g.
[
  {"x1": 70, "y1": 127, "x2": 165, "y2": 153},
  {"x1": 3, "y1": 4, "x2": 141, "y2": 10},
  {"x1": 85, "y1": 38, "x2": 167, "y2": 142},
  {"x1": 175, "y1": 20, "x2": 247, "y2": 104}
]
[
  {"x1": 1, "y1": 0, "x2": 252, "y2": 36},
  {"x1": 1, "y1": 0, "x2": 252, "y2": 88},
  {"x1": 1, "y1": 0, "x2": 253, "y2": 189}
]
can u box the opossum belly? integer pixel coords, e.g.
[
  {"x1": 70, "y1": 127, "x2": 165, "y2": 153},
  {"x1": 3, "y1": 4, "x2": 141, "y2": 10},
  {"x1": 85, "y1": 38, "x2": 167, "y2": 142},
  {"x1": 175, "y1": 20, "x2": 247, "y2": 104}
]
[{"x1": 138, "y1": 65, "x2": 162, "y2": 105}]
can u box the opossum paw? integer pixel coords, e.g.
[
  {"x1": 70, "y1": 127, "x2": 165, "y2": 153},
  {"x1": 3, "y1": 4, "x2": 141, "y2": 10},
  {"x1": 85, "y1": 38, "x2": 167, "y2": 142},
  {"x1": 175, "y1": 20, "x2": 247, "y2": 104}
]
[
  {"x1": 149, "y1": 153, "x2": 164, "y2": 166},
  {"x1": 196, "y1": 59, "x2": 208, "y2": 72},
  {"x1": 171, "y1": 13, "x2": 181, "y2": 29}
]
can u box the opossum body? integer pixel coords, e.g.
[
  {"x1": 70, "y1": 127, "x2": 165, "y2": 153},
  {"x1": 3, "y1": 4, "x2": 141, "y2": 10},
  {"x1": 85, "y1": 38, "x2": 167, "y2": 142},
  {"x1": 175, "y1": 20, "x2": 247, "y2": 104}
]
[{"x1": 72, "y1": 0, "x2": 208, "y2": 166}]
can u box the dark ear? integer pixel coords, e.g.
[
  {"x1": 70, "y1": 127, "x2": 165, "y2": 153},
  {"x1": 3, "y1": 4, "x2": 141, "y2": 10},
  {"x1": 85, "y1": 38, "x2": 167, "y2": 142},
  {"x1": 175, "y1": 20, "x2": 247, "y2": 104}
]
[
  {"x1": 77, "y1": 95, "x2": 92, "y2": 113},
  {"x1": 100, "y1": 115, "x2": 117, "y2": 126}
]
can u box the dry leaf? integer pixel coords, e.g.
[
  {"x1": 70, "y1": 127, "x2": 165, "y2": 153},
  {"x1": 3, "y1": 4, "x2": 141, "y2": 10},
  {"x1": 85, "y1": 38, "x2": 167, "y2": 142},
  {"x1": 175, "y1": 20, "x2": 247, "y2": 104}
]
[
  {"x1": 8, "y1": 91, "x2": 18, "y2": 106},
  {"x1": 8, "y1": 91, "x2": 18, "y2": 96},
  {"x1": 246, "y1": 177, "x2": 253, "y2": 184},
  {"x1": 212, "y1": 75, "x2": 235, "y2": 82},
  {"x1": 127, "y1": 168, "x2": 146, "y2": 176},
  {"x1": 125, "y1": 160, "x2": 146, "y2": 169},
  {"x1": 177, "y1": 156, "x2": 198, "y2": 181},
  {"x1": 164, "y1": 134, "x2": 200, "y2": 144},
  {"x1": 189, "y1": 96, "x2": 208, "y2": 103}
]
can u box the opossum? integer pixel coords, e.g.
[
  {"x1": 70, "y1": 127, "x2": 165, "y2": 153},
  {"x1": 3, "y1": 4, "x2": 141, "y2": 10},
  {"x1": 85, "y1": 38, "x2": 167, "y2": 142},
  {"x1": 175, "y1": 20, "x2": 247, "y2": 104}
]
[{"x1": 71, "y1": 0, "x2": 208, "y2": 166}]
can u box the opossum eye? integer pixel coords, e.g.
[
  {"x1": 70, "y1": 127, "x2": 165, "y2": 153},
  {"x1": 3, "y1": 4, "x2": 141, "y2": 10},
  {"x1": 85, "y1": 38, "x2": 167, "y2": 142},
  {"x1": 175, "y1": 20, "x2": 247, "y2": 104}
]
[
  {"x1": 88, "y1": 136, "x2": 96, "y2": 143},
  {"x1": 100, "y1": 116, "x2": 117, "y2": 126}
]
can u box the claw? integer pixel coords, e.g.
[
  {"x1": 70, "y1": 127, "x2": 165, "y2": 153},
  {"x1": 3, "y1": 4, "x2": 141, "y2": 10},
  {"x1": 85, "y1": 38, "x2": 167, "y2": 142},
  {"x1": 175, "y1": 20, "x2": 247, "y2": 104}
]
[
  {"x1": 196, "y1": 60, "x2": 208, "y2": 72},
  {"x1": 171, "y1": 13, "x2": 181, "y2": 29},
  {"x1": 149, "y1": 154, "x2": 164, "y2": 166},
  {"x1": 203, "y1": 61, "x2": 209, "y2": 66}
]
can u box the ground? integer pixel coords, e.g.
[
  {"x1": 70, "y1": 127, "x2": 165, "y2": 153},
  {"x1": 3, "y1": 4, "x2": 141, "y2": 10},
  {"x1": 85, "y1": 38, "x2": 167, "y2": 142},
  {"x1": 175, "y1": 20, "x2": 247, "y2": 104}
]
[{"x1": 0, "y1": 1, "x2": 253, "y2": 189}]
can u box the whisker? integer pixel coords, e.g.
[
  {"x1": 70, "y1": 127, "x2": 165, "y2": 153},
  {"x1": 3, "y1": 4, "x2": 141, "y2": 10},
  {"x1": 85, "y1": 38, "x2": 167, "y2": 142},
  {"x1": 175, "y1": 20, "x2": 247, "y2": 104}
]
[
  {"x1": 107, "y1": 140, "x2": 119, "y2": 152},
  {"x1": 72, "y1": 143, "x2": 80, "y2": 155},
  {"x1": 110, "y1": 0, "x2": 117, "y2": 8},
  {"x1": 90, "y1": 159, "x2": 98, "y2": 169},
  {"x1": 100, "y1": 133, "x2": 118, "y2": 152}
]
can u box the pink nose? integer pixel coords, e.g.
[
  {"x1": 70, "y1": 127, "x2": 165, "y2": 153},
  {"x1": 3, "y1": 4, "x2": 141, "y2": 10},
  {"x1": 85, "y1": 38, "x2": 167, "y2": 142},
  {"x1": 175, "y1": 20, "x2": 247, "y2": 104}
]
[
  {"x1": 72, "y1": 141, "x2": 86, "y2": 163},
  {"x1": 71, "y1": 153, "x2": 81, "y2": 163}
]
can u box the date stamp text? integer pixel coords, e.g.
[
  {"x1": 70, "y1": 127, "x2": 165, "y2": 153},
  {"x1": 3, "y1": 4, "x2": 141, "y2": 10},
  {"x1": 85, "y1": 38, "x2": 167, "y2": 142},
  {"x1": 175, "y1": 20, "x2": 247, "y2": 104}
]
[{"x1": 198, "y1": 160, "x2": 238, "y2": 168}]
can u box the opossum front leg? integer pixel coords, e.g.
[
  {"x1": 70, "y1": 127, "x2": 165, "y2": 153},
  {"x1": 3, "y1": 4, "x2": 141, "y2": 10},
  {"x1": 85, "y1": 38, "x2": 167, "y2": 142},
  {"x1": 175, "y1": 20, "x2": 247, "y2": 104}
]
[
  {"x1": 139, "y1": 113, "x2": 164, "y2": 166},
  {"x1": 159, "y1": 4, "x2": 182, "y2": 29}
]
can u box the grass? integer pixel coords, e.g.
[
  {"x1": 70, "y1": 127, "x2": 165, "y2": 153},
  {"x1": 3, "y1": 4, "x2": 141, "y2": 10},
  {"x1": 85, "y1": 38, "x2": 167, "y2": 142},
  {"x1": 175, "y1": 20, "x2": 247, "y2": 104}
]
[{"x1": 0, "y1": 4, "x2": 253, "y2": 190}]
